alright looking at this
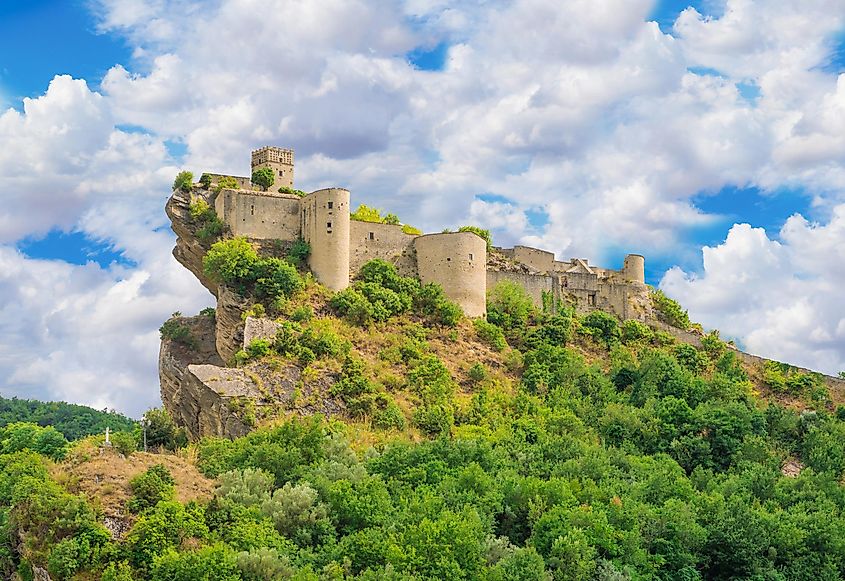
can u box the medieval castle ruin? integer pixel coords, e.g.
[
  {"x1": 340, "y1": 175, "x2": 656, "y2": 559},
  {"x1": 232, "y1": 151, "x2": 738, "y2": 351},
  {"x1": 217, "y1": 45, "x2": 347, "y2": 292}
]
[{"x1": 204, "y1": 146, "x2": 652, "y2": 321}]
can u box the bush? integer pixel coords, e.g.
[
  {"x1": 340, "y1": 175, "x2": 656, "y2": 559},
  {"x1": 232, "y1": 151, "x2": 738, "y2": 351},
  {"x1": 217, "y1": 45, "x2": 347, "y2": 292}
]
[
  {"x1": 373, "y1": 401, "x2": 407, "y2": 431},
  {"x1": 350, "y1": 204, "x2": 385, "y2": 223},
  {"x1": 128, "y1": 464, "x2": 175, "y2": 513},
  {"x1": 487, "y1": 281, "x2": 535, "y2": 339},
  {"x1": 203, "y1": 238, "x2": 260, "y2": 289},
  {"x1": 402, "y1": 224, "x2": 423, "y2": 235},
  {"x1": 173, "y1": 171, "x2": 193, "y2": 193},
  {"x1": 621, "y1": 319, "x2": 653, "y2": 343},
  {"x1": 474, "y1": 319, "x2": 507, "y2": 351},
  {"x1": 291, "y1": 305, "x2": 313, "y2": 322},
  {"x1": 651, "y1": 289, "x2": 691, "y2": 330},
  {"x1": 468, "y1": 363, "x2": 488, "y2": 383},
  {"x1": 458, "y1": 225, "x2": 492, "y2": 250},
  {"x1": 159, "y1": 318, "x2": 196, "y2": 348},
  {"x1": 413, "y1": 404, "x2": 453, "y2": 436},
  {"x1": 110, "y1": 431, "x2": 136, "y2": 456},
  {"x1": 251, "y1": 167, "x2": 275, "y2": 191},
  {"x1": 581, "y1": 311, "x2": 620, "y2": 347},
  {"x1": 287, "y1": 239, "x2": 311, "y2": 268},
  {"x1": 253, "y1": 258, "x2": 305, "y2": 301},
  {"x1": 198, "y1": 173, "x2": 213, "y2": 188},
  {"x1": 215, "y1": 176, "x2": 239, "y2": 192},
  {"x1": 278, "y1": 186, "x2": 307, "y2": 197},
  {"x1": 141, "y1": 408, "x2": 187, "y2": 451}
]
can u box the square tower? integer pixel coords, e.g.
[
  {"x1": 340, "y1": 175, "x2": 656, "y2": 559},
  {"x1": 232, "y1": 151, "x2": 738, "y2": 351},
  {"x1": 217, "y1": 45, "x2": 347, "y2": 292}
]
[{"x1": 251, "y1": 146, "x2": 294, "y2": 189}]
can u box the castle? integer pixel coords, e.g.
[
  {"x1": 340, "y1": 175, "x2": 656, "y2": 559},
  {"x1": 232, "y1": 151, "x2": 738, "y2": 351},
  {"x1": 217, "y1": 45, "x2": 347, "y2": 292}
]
[{"x1": 203, "y1": 146, "x2": 652, "y2": 321}]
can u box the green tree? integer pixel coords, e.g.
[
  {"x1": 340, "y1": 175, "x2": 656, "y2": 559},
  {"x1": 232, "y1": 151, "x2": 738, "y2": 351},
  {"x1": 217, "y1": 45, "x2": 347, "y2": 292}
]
[
  {"x1": 252, "y1": 167, "x2": 275, "y2": 191},
  {"x1": 128, "y1": 464, "x2": 175, "y2": 513},
  {"x1": 172, "y1": 171, "x2": 193, "y2": 193},
  {"x1": 458, "y1": 225, "x2": 492, "y2": 250}
]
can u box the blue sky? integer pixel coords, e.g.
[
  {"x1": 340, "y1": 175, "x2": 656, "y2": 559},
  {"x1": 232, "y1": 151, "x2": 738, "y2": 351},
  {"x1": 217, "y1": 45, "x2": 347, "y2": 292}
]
[{"x1": 2, "y1": 0, "x2": 845, "y2": 415}]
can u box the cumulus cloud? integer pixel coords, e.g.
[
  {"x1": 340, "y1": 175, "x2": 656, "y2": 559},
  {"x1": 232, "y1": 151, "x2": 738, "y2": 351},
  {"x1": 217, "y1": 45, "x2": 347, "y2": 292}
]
[
  {"x1": 661, "y1": 206, "x2": 845, "y2": 376},
  {"x1": 4, "y1": 0, "x2": 845, "y2": 413}
]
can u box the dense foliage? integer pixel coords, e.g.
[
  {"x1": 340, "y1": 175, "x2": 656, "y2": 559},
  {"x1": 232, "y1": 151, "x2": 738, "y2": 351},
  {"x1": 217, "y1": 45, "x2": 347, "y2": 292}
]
[
  {"x1": 350, "y1": 204, "x2": 421, "y2": 235},
  {"x1": 172, "y1": 170, "x2": 193, "y2": 193},
  {"x1": 203, "y1": 237, "x2": 305, "y2": 302},
  {"x1": 331, "y1": 259, "x2": 462, "y2": 327},
  {"x1": 651, "y1": 288, "x2": 691, "y2": 330},
  {"x1": 0, "y1": 396, "x2": 135, "y2": 441},
  {"x1": 189, "y1": 198, "x2": 225, "y2": 242},
  {"x1": 251, "y1": 168, "x2": 275, "y2": 191}
]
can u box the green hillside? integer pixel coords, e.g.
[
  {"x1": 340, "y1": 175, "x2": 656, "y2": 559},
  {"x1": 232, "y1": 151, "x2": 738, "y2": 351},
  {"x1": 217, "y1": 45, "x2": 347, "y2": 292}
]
[
  {"x1": 3, "y1": 255, "x2": 845, "y2": 580},
  {"x1": 0, "y1": 396, "x2": 136, "y2": 441}
]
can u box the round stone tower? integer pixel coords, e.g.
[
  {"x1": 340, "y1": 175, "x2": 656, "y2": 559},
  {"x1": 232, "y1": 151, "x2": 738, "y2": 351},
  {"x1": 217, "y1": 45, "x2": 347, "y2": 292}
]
[
  {"x1": 622, "y1": 254, "x2": 645, "y2": 284},
  {"x1": 414, "y1": 232, "x2": 487, "y2": 317},
  {"x1": 300, "y1": 188, "x2": 350, "y2": 291}
]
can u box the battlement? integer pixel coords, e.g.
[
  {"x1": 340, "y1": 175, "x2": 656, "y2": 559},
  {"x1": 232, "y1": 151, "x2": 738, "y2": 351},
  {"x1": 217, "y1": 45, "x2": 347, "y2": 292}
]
[
  {"x1": 251, "y1": 146, "x2": 294, "y2": 167},
  {"x1": 205, "y1": 146, "x2": 651, "y2": 320}
]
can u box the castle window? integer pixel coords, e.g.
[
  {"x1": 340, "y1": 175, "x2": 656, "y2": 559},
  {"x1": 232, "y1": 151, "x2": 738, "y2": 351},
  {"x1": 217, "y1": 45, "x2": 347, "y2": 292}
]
[
  {"x1": 327, "y1": 222, "x2": 332, "y2": 229},
  {"x1": 328, "y1": 202, "x2": 333, "y2": 209},
  {"x1": 469, "y1": 253, "x2": 473, "y2": 261},
  {"x1": 447, "y1": 257, "x2": 451, "y2": 262},
  {"x1": 251, "y1": 205, "x2": 255, "y2": 215},
  {"x1": 368, "y1": 232, "x2": 374, "y2": 240},
  {"x1": 278, "y1": 170, "x2": 284, "y2": 176},
  {"x1": 588, "y1": 293, "x2": 596, "y2": 306}
]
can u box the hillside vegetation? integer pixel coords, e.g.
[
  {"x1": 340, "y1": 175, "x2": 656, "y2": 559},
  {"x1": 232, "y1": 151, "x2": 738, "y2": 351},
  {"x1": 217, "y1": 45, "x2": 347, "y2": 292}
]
[{"x1": 4, "y1": 250, "x2": 845, "y2": 580}]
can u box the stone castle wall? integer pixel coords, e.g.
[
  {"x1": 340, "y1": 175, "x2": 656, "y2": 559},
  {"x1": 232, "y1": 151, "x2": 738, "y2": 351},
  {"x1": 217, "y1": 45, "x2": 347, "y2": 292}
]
[
  {"x1": 487, "y1": 270, "x2": 556, "y2": 307},
  {"x1": 215, "y1": 189, "x2": 301, "y2": 239},
  {"x1": 349, "y1": 220, "x2": 418, "y2": 278},
  {"x1": 302, "y1": 188, "x2": 350, "y2": 291},
  {"x1": 513, "y1": 246, "x2": 555, "y2": 273},
  {"x1": 415, "y1": 232, "x2": 487, "y2": 317}
]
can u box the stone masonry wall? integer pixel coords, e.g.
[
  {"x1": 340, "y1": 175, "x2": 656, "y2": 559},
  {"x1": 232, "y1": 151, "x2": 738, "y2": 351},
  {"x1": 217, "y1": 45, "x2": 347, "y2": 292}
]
[
  {"x1": 215, "y1": 190, "x2": 301, "y2": 240},
  {"x1": 487, "y1": 270, "x2": 555, "y2": 308},
  {"x1": 349, "y1": 220, "x2": 418, "y2": 278}
]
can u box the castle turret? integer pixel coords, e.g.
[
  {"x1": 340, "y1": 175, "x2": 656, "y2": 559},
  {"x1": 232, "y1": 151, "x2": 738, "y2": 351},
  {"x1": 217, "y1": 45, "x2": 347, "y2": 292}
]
[
  {"x1": 251, "y1": 146, "x2": 294, "y2": 190},
  {"x1": 622, "y1": 254, "x2": 645, "y2": 284},
  {"x1": 301, "y1": 188, "x2": 350, "y2": 291},
  {"x1": 414, "y1": 232, "x2": 487, "y2": 317}
]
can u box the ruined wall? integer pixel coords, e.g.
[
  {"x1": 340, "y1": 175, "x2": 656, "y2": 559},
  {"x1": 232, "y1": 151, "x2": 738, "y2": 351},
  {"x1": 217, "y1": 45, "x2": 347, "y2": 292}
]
[
  {"x1": 415, "y1": 232, "x2": 487, "y2": 317},
  {"x1": 302, "y1": 188, "x2": 350, "y2": 291},
  {"x1": 349, "y1": 220, "x2": 418, "y2": 278},
  {"x1": 513, "y1": 246, "x2": 555, "y2": 273},
  {"x1": 205, "y1": 174, "x2": 253, "y2": 190},
  {"x1": 487, "y1": 270, "x2": 555, "y2": 308},
  {"x1": 214, "y1": 190, "x2": 301, "y2": 240}
]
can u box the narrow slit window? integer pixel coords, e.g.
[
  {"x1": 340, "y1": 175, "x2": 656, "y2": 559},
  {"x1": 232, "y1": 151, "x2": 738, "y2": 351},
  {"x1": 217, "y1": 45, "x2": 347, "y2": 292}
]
[
  {"x1": 327, "y1": 222, "x2": 332, "y2": 229},
  {"x1": 469, "y1": 253, "x2": 473, "y2": 261},
  {"x1": 368, "y1": 232, "x2": 375, "y2": 240},
  {"x1": 250, "y1": 205, "x2": 255, "y2": 215},
  {"x1": 328, "y1": 201, "x2": 334, "y2": 209}
]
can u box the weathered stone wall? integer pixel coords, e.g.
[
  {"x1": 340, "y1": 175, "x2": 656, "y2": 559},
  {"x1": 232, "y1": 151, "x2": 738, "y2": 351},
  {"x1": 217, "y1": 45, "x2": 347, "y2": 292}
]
[
  {"x1": 513, "y1": 245, "x2": 555, "y2": 273},
  {"x1": 251, "y1": 146, "x2": 294, "y2": 189},
  {"x1": 204, "y1": 173, "x2": 253, "y2": 190},
  {"x1": 415, "y1": 232, "x2": 487, "y2": 317},
  {"x1": 349, "y1": 220, "x2": 418, "y2": 278},
  {"x1": 214, "y1": 189, "x2": 301, "y2": 240},
  {"x1": 302, "y1": 188, "x2": 351, "y2": 291},
  {"x1": 487, "y1": 270, "x2": 555, "y2": 308}
]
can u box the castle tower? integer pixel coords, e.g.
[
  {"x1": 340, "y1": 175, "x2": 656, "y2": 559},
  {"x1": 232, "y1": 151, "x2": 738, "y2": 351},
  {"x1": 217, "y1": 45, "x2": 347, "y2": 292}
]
[
  {"x1": 414, "y1": 232, "x2": 487, "y2": 317},
  {"x1": 300, "y1": 188, "x2": 350, "y2": 291},
  {"x1": 622, "y1": 254, "x2": 645, "y2": 284},
  {"x1": 251, "y1": 146, "x2": 294, "y2": 190}
]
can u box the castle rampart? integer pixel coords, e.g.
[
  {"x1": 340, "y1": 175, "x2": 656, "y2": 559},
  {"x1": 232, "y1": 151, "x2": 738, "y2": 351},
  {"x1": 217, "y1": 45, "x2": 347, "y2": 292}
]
[
  {"x1": 349, "y1": 220, "x2": 418, "y2": 278},
  {"x1": 415, "y1": 232, "x2": 487, "y2": 318},
  {"x1": 202, "y1": 146, "x2": 650, "y2": 321},
  {"x1": 301, "y1": 188, "x2": 350, "y2": 291}
]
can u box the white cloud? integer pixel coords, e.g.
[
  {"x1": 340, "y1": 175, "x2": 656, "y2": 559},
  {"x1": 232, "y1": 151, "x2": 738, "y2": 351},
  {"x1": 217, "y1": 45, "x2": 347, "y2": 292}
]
[{"x1": 661, "y1": 207, "x2": 845, "y2": 376}]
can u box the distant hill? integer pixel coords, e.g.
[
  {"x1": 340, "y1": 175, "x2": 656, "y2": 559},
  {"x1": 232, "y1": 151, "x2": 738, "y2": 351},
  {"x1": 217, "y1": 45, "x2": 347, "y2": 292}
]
[{"x1": 0, "y1": 395, "x2": 136, "y2": 440}]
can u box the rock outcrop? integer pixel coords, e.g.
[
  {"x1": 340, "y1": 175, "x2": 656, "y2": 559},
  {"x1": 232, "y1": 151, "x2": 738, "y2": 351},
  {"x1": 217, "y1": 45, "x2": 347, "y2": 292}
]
[
  {"x1": 216, "y1": 286, "x2": 250, "y2": 363},
  {"x1": 166, "y1": 187, "x2": 218, "y2": 295}
]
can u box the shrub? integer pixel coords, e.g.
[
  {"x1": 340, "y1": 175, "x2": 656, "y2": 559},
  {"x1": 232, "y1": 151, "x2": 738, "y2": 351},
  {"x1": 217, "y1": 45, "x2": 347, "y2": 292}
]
[
  {"x1": 458, "y1": 225, "x2": 492, "y2": 250},
  {"x1": 474, "y1": 318, "x2": 507, "y2": 351},
  {"x1": 253, "y1": 258, "x2": 304, "y2": 302},
  {"x1": 260, "y1": 482, "x2": 334, "y2": 547},
  {"x1": 159, "y1": 318, "x2": 196, "y2": 348},
  {"x1": 128, "y1": 464, "x2": 175, "y2": 513},
  {"x1": 621, "y1": 319, "x2": 653, "y2": 343},
  {"x1": 278, "y1": 186, "x2": 307, "y2": 197},
  {"x1": 674, "y1": 343, "x2": 707, "y2": 374},
  {"x1": 287, "y1": 239, "x2": 311, "y2": 268},
  {"x1": 215, "y1": 176, "x2": 239, "y2": 192},
  {"x1": 372, "y1": 400, "x2": 407, "y2": 431},
  {"x1": 291, "y1": 305, "x2": 313, "y2": 322},
  {"x1": 110, "y1": 431, "x2": 136, "y2": 456},
  {"x1": 141, "y1": 408, "x2": 187, "y2": 451},
  {"x1": 203, "y1": 238, "x2": 260, "y2": 289},
  {"x1": 468, "y1": 363, "x2": 488, "y2": 383},
  {"x1": 198, "y1": 173, "x2": 213, "y2": 188},
  {"x1": 246, "y1": 339, "x2": 272, "y2": 359},
  {"x1": 581, "y1": 311, "x2": 620, "y2": 347},
  {"x1": 402, "y1": 224, "x2": 422, "y2": 235},
  {"x1": 413, "y1": 404, "x2": 453, "y2": 436},
  {"x1": 173, "y1": 171, "x2": 193, "y2": 193},
  {"x1": 350, "y1": 204, "x2": 385, "y2": 223},
  {"x1": 651, "y1": 288, "x2": 691, "y2": 330},
  {"x1": 252, "y1": 167, "x2": 275, "y2": 191},
  {"x1": 487, "y1": 281, "x2": 535, "y2": 339}
]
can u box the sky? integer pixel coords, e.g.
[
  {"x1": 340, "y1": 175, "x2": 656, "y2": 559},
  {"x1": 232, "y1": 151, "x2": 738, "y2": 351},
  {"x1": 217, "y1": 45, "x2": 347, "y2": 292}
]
[{"x1": 1, "y1": 0, "x2": 844, "y2": 417}]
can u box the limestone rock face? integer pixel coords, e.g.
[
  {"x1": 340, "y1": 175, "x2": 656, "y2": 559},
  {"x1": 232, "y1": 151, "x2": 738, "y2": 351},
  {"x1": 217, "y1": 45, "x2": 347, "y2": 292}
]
[
  {"x1": 158, "y1": 314, "x2": 255, "y2": 440},
  {"x1": 166, "y1": 188, "x2": 218, "y2": 295},
  {"x1": 216, "y1": 286, "x2": 250, "y2": 363},
  {"x1": 243, "y1": 316, "x2": 283, "y2": 348}
]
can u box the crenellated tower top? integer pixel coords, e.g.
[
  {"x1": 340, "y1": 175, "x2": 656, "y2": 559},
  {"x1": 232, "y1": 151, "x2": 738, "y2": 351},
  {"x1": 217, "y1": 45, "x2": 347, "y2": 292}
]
[{"x1": 251, "y1": 146, "x2": 294, "y2": 189}]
